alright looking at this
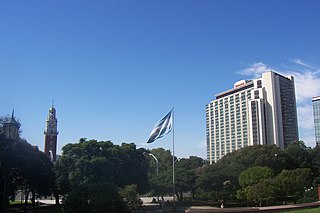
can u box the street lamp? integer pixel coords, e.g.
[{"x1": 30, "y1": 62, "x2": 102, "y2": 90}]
[
  {"x1": 1, "y1": 110, "x2": 20, "y2": 213},
  {"x1": 148, "y1": 153, "x2": 159, "y2": 175}
]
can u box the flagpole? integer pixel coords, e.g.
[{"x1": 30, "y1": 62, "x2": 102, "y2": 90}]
[{"x1": 172, "y1": 107, "x2": 176, "y2": 211}]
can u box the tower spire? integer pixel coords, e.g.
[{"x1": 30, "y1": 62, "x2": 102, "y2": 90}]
[{"x1": 44, "y1": 102, "x2": 58, "y2": 162}]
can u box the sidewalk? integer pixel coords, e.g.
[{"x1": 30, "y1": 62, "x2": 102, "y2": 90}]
[{"x1": 185, "y1": 201, "x2": 320, "y2": 212}]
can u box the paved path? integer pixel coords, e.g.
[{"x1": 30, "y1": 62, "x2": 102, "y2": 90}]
[{"x1": 185, "y1": 201, "x2": 320, "y2": 212}]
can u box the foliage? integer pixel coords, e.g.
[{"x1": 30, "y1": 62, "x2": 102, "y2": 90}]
[
  {"x1": 13, "y1": 139, "x2": 55, "y2": 200},
  {"x1": 175, "y1": 156, "x2": 205, "y2": 201},
  {"x1": 275, "y1": 168, "x2": 312, "y2": 203},
  {"x1": 246, "y1": 179, "x2": 276, "y2": 206},
  {"x1": 195, "y1": 145, "x2": 281, "y2": 201},
  {"x1": 148, "y1": 148, "x2": 173, "y2": 175},
  {"x1": 219, "y1": 145, "x2": 290, "y2": 175},
  {"x1": 55, "y1": 139, "x2": 149, "y2": 211},
  {"x1": 237, "y1": 166, "x2": 273, "y2": 202},
  {"x1": 63, "y1": 181, "x2": 128, "y2": 213},
  {"x1": 147, "y1": 148, "x2": 173, "y2": 199},
  {"x1": 297, "y1": 186, "x2": 318, "y2": 203},
  {"x1": 3, "y1": 113, "x2": 320, "y2": 209},
  {"x1": 147, "y1": 149, "x2": 205, "y2": 202},
  {"x1": 195, "y1": 143, "x2": 318, "y2": 205},
  {"x1": 149, "y1": 171, "x2": 172, "y2": 198},
  {"x1": 196, "y1": 161, "x2": 241, "y2": 201},
  {"x1": 175, "y1": 167, "x2": 196, "y2": 201},
  {"x1": 0, "y1": 118, "x2": 55, "y2": 207},
  {"x1": 238, "y1": 166, "x2": 273, "y2": 188},
  {"x1": 309, "y1": 145, "x2": 320, "y2": 185},
  {"x1": 119, "y1": 184, "x2": 142, "y2": 212},
  {"x1": 285, "y1": 141, "x2": 312, "y2": 169},
  {"x1": 56, "y1": 139, "x2": 149, "y2": 195}
]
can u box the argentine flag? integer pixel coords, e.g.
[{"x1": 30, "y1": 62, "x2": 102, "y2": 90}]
[{"x1": 147, "y1": 110, "x2": 173, "y2": 143}]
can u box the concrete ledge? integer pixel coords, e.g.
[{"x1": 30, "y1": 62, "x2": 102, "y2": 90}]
[{"x1": 185, "y1": 201, "x2": 320, "y2": 213}]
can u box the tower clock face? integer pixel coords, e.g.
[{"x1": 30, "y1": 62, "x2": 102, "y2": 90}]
[{"x1": 49, "y1": 123, "x2": 55, "y2": 128}]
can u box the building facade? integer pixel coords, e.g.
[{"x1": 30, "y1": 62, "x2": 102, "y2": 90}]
[
  {"x1": 313, "y1": 96, "x2": 320, "y2": 146},
  {"x1": 44, "y1": 104, "x2": 58, "y2": 162},
  {"x1": 206, "y1": 71, "x2": 299, "y2": 164}
]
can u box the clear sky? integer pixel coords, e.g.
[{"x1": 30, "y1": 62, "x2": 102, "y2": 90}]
[{"x1": 1, "y1": 0, "x2": 320, "y2": 159}]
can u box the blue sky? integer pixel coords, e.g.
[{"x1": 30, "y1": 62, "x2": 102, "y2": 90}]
[{"x1": 1, "y1": 0, "x2": 320, "y2": 158}]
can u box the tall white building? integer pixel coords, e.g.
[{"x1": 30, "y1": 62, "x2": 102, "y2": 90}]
[{"x1": 206, "y1": 71, "x2": 299, "y2": 164}]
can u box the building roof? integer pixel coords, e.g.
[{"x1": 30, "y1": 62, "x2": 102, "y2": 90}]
[
  {"x1": 215, "y1": 81, "x2": 254, "y2": 99},
  {"x1": 312, "y1": 96, "x2": 320, "y2": 101}
]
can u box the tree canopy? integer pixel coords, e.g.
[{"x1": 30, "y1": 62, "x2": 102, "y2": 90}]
[
  {"x1": 55, "y1": 139, "x2": 150, "y2": 212},
  {"x1": 2, "y1": 113, "x2": 320, "y2": 211}
]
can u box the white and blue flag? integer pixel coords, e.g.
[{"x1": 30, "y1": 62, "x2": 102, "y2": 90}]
[{"x1": 147, "y1": 110, "x2": 173, "y2": 143}]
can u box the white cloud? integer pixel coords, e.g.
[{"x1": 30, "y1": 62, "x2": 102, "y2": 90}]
[
  {"x1": 239, "y1": 59, "x2": 320, "y2": 148},
  {"x1": 284, "y1": 70, "x2": 320, "y2": 103},
  {"x1": 237, "y1": 62, "x2": 273, "y2": 78},
  {"x1": 297, "y1": 104, "x2": 314, "y2": 130},
  {"x1": 292, "y1": 58, "x2": 320, "y2": 72}
]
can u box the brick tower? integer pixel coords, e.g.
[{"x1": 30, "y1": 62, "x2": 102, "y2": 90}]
[{"x1": 44, "y1": 102, "x2": 58, "y2": 162}]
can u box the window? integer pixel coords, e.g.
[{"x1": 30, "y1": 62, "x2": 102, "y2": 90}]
[
  {"x1": 257, "y1": 80, "x2": 262, "y2": 88},
  {"x1": 254, "y1": 90, "x2": 260, "y2": 99}
]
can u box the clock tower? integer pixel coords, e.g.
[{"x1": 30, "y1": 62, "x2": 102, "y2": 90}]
[{"x1": 44, "y1": 102, "x2": 58, "y2": 162}]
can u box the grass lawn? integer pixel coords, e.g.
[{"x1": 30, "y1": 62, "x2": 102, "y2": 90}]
[{"x1": 285, "y1": 207, "x2": 320, "y2": 213}]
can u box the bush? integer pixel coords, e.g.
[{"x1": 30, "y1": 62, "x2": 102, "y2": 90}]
[{"x1": 63, "y1": 181, "x2": 128, "y2": 213}]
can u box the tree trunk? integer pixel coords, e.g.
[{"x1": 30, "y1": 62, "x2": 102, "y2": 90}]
[
  {"x1": 24, "y1": 191, "x2": 29, "y2": 205},
  {"x1": 55, "y1": 193, "x2": 60, "y2": 205},
  {"x1": 175, "y1": 192, "x2": 179, "y2": 202},
  {"x1": 179, "y1": 191, "x2": 183, "y2": 202},
  {"x1": 31, "y1": 191, "x2": 36, "y2": 208}
]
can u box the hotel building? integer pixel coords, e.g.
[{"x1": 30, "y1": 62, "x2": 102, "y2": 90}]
[
  {"x1": 206, "y1": 71, "x2": 299, "y2": 164},
  {"x1": 313, "y1": 96, "x2": 320, "y2": 146}
]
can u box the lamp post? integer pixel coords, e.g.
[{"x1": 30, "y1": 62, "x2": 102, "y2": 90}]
[
  {"x1": 148, "y1": 153, "x2": 159, "y2": 175},
  {"x1": 1, "y1": 111, "x2": 20, "y2": 213}
]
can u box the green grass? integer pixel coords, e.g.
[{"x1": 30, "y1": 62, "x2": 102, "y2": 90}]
[
  {"x1": 9, "y1": 200, "x2": 31, "y2": 205},
  {"x1": 284, "y1": 207, "x2": 320, "y2": 213}
]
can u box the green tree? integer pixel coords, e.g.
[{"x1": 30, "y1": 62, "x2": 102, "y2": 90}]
[
  {"x1": 56, "y1": 139, "x2": 149, "y2": 193},
  {"x1": 237, "y1": 166, "x2": 273, "y2": 202},
  {"x1": 147, "y1": 148, "x2": 174, "y2": 200},
  {"x1": 285, "y1": 141, "x2": 312, "y2": 169},
  {"x1": 149, "y1": 170, "x2": 172, "y2": 201},
  {"x1": 12, "y1": 139, "x2": 55, "y2": 206},
  {"x1": 175, "y1": 167, "x2": 196, "y2": 201},
  {"x1": 275, "y1": 168, "x2": 312, "y2": 203},
  {"x1": 196, "y1": 145, "x2": 289, "y2": 202},
  {"x1": 246, "y1": 179, "x2": 276, "y2": 206},
  {"x1": 63, "y1": 181, "x2": 127, "y2": 213},
  {"x1": 119, "y1": 184, "x2": 142, "y2": 212},
  {"x1": 220, "y1": 145, "x2": 289, "y2": 175},
  {"x1": 175, "y1": 156, "x2": 204, "y2": 201},
  {"x1": 148, "y1": 148, "x2": 173, "y2": 174},
  {"x1": 1, "y1": 115, "x2": 55, "y2": 208},
  {"x1": 309, "y1": 145, "x2": 320, "y2": 185},
  {"x1": 238, "y1": 166, "x2": 273, "y2": 188},
  {"x1": 56, "y1": 139, "x2": 149, "y2": 211},
  {"x1": 196, "y1": 161, "x2": 241, "y2": 202}
]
